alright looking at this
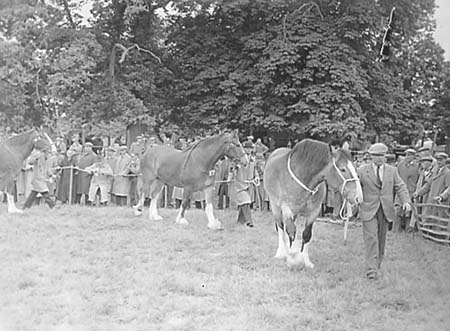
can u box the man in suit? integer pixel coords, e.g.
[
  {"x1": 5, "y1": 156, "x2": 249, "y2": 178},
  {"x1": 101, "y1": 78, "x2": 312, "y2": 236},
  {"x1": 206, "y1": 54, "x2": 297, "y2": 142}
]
[
  {"x1": 414, "y1": 152, "x2": 450, "y2": 217},
  {"x1": 395, "y1": 148, "x2": 419, "y2": 232},
  {"x1": 357, "y1": 143, "x2": 411, "y2": 280}
]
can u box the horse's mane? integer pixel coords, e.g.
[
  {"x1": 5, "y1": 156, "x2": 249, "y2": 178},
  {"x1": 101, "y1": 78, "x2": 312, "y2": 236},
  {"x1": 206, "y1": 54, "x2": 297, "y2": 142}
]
[
  {"x1": 181, "y1": 133, "x2": 228, "y2": 169},
  {"x1": 290, "y1": 139, "x2": 331, "y2": 180},
  {"x1": 185, "y1": 132, "x2": 227, "y2": 152},
  {"x1": 2, "y1": 129, "x2": 36, "y2": 148}
]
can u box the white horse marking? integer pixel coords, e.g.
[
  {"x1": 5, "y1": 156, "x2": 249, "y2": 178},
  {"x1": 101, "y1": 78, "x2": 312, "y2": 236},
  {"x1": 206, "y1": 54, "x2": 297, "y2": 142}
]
[
  {"x1": 302, "y1": 242, "x2": 314, "y2": 269},
  {"x1": 6, "y1": 192, "x2": 23, "y2": 214},
  {"x1": 43, "y1": 132, "x2": 57, "y2": 154},
  {"x1": 205, "y1": 203, "x2": 222, "y2": 229},
  {"x1": 149, "y1": 194, "x2": 163, "y2": 221},
  {"x1": 175, "y1": 207, "x2": 188, "y2": 225},
  {"x1": 274, "y1": 225, "x2": 289, "y2": 259}
]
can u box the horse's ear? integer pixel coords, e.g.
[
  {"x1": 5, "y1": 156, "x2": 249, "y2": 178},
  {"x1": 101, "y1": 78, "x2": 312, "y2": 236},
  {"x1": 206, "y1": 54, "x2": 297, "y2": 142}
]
[
  {"x1": 329, "y1": 144, "x2": 339, "y2": 157},
  {"x1": 232, "y1": 129, "x2": 239, "y2": 138}
]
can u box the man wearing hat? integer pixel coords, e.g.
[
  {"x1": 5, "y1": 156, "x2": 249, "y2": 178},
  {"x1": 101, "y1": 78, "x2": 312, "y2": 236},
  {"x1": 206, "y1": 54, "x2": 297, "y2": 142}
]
[
  {"x1": 75, "y1": 142, "x2": 97, "y2": 204},
  {"x1": 413, "y1": 155, "x2": 434, "y2": 206},
  {"x1": 357, "y1": 142, "x2": 411, "y2": 280},
  {"x1": 418, "y1": 145, "x2": 438, "y2": 176},
  {"x1": 395, "y1": 148, "x2": 419, "y2": 232},
  {"x1": 414, "y1": 152, "x2": 450, "y2": 217}
]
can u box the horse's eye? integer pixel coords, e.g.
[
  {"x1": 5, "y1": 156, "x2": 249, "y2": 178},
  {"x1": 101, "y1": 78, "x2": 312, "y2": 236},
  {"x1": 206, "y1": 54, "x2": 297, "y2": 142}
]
[{"x1": 340, "y1": 168, "x2": 346, "y2": 172}]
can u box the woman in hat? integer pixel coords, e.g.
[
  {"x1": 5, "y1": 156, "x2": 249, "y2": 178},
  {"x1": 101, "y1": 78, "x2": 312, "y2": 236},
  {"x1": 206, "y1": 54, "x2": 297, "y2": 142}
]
[
  {"x1": 112, "y1": 145, "x2": 132, "y2": 206},
  {"x1": 85, "y1": 154, "x2": 114, "y2": 206},
  {"x1": 231, "y1": 141, "x2": 257, "y2": 227}
]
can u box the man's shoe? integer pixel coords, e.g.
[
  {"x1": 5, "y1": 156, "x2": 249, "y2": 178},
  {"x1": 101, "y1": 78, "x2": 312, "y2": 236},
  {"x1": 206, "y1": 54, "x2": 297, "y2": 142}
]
[
  {"x1": 366, "y1": 271, "x2": 378, "y2": 280},
  {"x1": 246, "y1": 222, "x2": 254, "y2": 228}
]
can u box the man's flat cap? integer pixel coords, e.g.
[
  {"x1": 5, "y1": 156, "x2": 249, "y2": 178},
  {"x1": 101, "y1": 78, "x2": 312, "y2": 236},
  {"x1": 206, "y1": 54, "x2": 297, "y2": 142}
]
[{"x1": 368, "y1": 143, "x2": 388, "y2": 156}]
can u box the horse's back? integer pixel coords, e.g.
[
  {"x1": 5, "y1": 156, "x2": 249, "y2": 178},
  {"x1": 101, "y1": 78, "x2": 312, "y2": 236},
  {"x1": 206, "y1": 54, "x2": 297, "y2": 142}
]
[
  {"x1": 0, "y1": 145, "x2": 22, "y2": 185},
  {"x1": 140, "y1": 145, "x2": 186, "y2": 183}
]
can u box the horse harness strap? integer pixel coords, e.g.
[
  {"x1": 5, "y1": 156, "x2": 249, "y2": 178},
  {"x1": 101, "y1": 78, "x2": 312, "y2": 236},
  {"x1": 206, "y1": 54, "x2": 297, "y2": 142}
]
[
  {"x1": 331, "y1": 159, "x2": 360, "y2": 197},
  {"x1": 287, "y1": 152, "x2": 319, "y2": 195}
]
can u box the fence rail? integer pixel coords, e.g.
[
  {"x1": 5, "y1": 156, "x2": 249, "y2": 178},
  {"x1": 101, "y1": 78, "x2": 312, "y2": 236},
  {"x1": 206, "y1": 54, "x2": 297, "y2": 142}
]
[{"x1": 413, "y1": 203, "x2": 450, "y2": 246}]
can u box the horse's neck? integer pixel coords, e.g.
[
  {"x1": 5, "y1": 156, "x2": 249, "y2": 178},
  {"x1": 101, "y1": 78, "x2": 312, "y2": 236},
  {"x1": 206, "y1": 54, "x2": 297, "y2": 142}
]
[
  {"x1": 187, "y1": 136, "x2": 227, "y2": 171},
  {"x1": 291, "y1": 152, "x2": 330, "y2": 188},
  {"x1": 4, "y1": 135, "x2": 35, "y2": 163}
]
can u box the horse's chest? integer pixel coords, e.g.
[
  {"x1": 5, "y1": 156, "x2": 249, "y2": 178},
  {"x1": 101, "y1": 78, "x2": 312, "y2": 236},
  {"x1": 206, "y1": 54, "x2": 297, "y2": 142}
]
[{"x1": 284, "y1": 187, "x2": 325, "y2": 216}]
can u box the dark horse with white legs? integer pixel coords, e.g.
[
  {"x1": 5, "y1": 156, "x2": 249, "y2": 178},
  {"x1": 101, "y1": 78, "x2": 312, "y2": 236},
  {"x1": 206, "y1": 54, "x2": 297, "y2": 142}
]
[
  {"x1": 0, "y1": 129, "x2": 55, "y2": 213},
  {"x1": 135, "y1": 129, "x2": 248, "y2": 229},
  {"x1": 264, "y1": 139, "x2": 363, "y2": 268}
]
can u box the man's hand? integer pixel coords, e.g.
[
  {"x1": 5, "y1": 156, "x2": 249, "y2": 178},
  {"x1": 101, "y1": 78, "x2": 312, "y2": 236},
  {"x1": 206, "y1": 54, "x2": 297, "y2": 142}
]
[
  {"x1": 433, "y1": 195, "x2": 443, "y2": 203},
  {"x1": 402, "y1": 202, "x2": 411, "y2": 213}
]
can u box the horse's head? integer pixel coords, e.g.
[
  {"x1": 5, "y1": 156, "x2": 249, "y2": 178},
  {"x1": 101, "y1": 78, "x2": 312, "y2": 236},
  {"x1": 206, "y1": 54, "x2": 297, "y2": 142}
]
[
  {"x1": 328, "y1": 148, "x2": 363, "y2": 206},
  {"x1": 224, "y1": 129, "x2": 248, "y2": 166},
  {"x1": 32, "y1": 128, "x2": 56, "y2": 154}
]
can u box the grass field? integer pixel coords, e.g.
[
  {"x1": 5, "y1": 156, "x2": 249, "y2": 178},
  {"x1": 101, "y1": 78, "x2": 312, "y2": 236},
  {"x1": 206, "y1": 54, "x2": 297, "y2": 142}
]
[{"x1": 0, "y1": 205, "x2": 449, "y2": 331}]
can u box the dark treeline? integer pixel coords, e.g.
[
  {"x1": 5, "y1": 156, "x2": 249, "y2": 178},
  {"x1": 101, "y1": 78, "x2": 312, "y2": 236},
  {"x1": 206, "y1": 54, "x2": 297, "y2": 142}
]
[{"x1": 1, "y1": 0, "x2": 449, "y2": 145}]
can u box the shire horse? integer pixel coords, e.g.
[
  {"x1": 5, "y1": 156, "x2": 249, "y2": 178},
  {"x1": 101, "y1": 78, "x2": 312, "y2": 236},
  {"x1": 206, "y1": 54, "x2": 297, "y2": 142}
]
[
  {"x1": 135, "y1": 129, "x2": 248, "y2": 229},
  {"x1": 0, "y1": 129, "x2": 55, "y2": 213},
  {"x1": 264, "y1": 139, "x2": 363, "y2": 268}
]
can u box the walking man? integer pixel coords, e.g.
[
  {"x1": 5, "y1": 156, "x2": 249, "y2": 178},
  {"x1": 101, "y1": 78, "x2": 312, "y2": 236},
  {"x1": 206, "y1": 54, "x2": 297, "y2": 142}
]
[
  {"x1": 357, "y1": 143, "x2": 411, "y2": 280},
  {"x1": 22, "y1": 149, "x2": 55, "y2": 210}
]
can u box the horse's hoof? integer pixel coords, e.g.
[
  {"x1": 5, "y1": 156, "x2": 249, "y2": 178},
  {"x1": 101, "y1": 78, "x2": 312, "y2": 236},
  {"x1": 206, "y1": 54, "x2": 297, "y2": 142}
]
[
  {"x1": 176, "y1": 218, "x2": 189, "y2": 225},
  {"x1": 286, "y1": 253, "x2": 305, "y2": 268},
  {"x1": 151, "y1": 215, "x2": 163, "y2": 221},
  {"x1": 208, "y1": 221, "x2": 223, "y2": 230},
  {"x1": 304, "y1": 261, "x2": 315, "y2": 269},
  {"x1": 274, "y1": 252, "x2": 287, "y2": 259},
  {"x1": 8, "y1": 209, "x2": 24, "y2": 214},
  {"x1": 133, "y1": 207, "x2": 142, "y2": 216}
]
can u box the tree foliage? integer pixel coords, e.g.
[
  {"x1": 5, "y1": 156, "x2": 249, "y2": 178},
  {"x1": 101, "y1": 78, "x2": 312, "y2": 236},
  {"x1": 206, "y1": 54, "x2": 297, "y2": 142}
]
[{"x1": 0, "y1": 0, "x2": 449, "y2": 144}]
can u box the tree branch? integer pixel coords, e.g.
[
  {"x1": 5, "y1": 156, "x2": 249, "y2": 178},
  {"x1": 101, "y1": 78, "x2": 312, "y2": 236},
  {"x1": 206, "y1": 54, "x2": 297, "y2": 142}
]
[
  {"x1": 283, "y1": 1, "x2": 324, "y2": 45},
  {"x1": 35, "y1": 53, "x2": 46, "y2": 111},
  {"x1": 114, "y1": 43, "x2": 162, "y2": 65},
  {"x1": 61, "y1": 0, "x2": 76, "y2": 29}
]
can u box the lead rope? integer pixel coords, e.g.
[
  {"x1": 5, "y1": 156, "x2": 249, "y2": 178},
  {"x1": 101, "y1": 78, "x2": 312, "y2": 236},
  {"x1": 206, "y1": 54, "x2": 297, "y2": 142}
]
[
  {"x1": 339, "y1": 199, "x2": 352, "y2": 244},
  {"x1": 333, "y1": 159, "x2": 359, "y2": 244}
]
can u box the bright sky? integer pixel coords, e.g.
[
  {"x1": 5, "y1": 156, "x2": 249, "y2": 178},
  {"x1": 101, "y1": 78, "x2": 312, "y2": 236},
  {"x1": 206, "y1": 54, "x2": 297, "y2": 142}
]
[{"x1": 435, "y1": 0, "x2": 450, "y2": 60}]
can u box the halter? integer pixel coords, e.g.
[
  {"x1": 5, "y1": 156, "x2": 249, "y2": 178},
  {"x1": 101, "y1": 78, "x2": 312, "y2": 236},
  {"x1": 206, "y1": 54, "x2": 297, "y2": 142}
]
[
  {"x1": 287, "y1": 152, "x2": 320, "y2": 195},
  {"x1": 287, "y1": 153, "x2": 360, "y2": 198},
  {"x1": 331, "y1": 158, "x2": 360, "y2": 197}
]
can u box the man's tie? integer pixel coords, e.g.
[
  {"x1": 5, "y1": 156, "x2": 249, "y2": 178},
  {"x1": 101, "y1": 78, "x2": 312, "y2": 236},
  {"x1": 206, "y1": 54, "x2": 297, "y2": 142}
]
[{"x1": 376, "y1": 165, "x2": 382, "y2": 186}]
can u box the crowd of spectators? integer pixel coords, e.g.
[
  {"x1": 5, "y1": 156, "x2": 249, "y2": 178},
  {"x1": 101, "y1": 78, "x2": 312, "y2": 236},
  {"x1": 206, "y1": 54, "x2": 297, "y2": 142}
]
[
  {"x1": 5, "y1": 130, "x2": 450, "y2": 233},
  {"x1": 9, "y1": 132, "x2": 274, "y2": 214}
]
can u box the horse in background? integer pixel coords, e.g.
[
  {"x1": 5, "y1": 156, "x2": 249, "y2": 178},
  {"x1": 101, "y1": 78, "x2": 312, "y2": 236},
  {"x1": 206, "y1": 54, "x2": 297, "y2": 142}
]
[
  {"x1": 0, "y1": 129, "x2": 56, "y2": 213},
  {"x1": 264, "y1": 139, "x2": 363, "y2": 268},
  {"x1": 135, "y1": 129, "x2": 248, "y2": 229}
]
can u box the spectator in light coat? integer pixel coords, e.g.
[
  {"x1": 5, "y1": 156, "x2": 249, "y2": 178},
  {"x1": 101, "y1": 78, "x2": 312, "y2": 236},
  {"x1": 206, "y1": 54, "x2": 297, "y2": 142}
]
[
  {"x1": 85, "y1": 155, "x2": 114, "y2": 206},
  {"x1": 22, "y1": 149, "x2": 55, "y2": 210},
  {"x1": 112, "y1": 145, "x2": 132, "y2": 206}
]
